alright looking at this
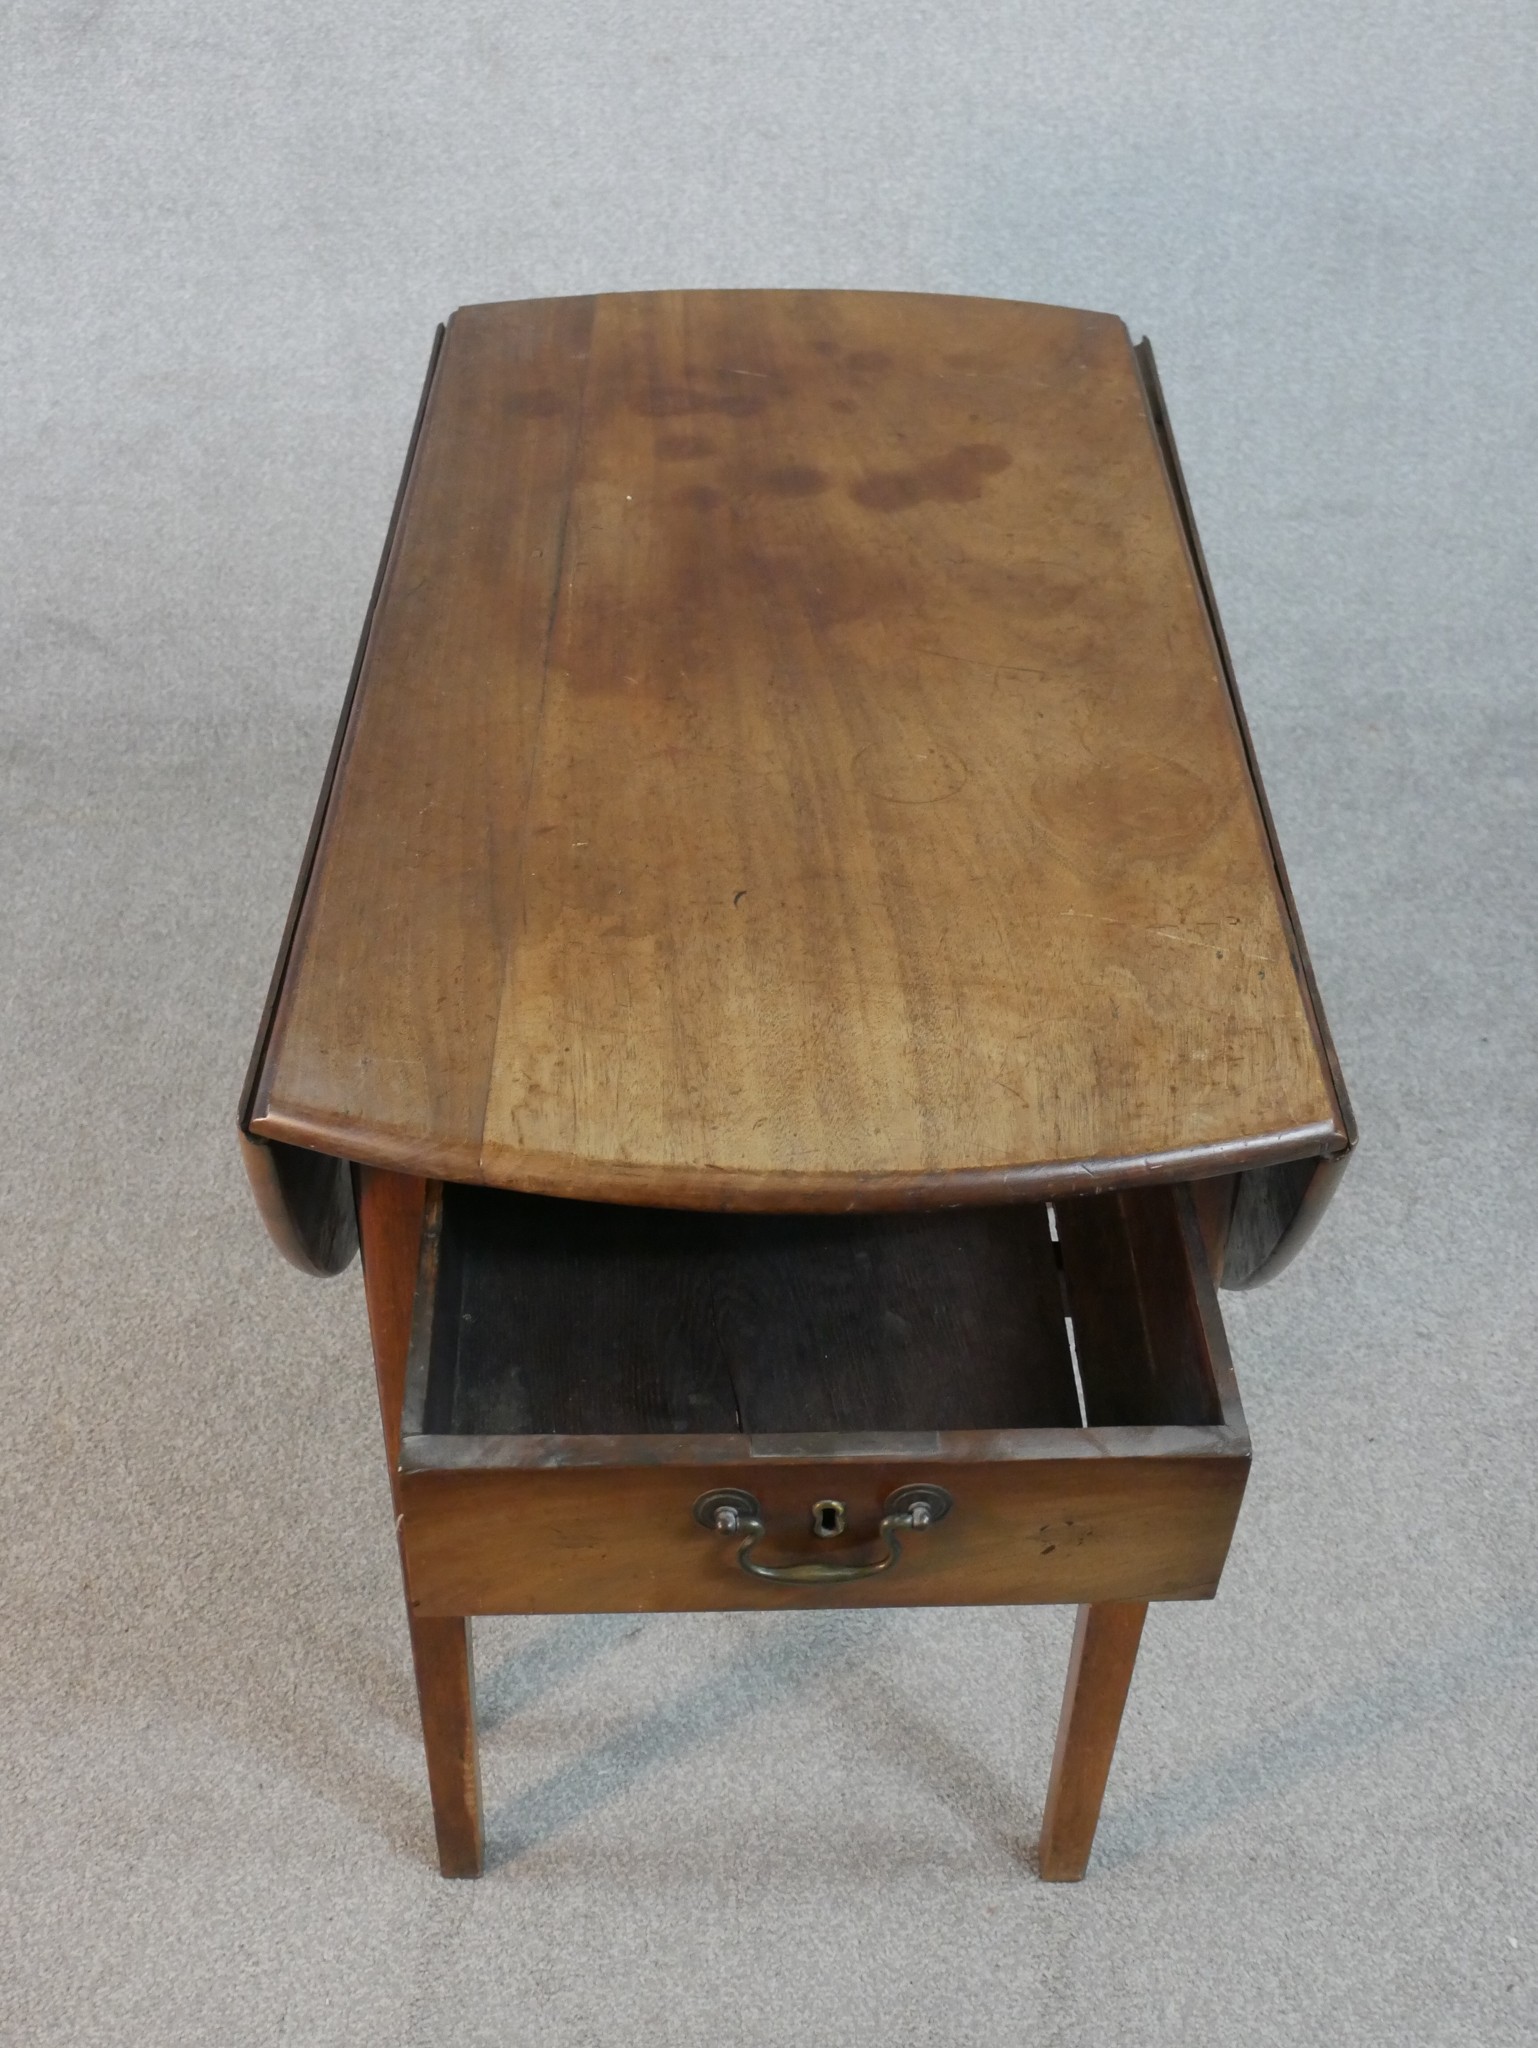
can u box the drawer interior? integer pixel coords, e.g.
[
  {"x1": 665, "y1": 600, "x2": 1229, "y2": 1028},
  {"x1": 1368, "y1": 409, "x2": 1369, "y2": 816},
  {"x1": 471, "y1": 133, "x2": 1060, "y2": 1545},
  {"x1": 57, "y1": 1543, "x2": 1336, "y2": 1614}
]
[{"x1": 409, "y1": 1183, "x2": 1226, "y2": 1440}]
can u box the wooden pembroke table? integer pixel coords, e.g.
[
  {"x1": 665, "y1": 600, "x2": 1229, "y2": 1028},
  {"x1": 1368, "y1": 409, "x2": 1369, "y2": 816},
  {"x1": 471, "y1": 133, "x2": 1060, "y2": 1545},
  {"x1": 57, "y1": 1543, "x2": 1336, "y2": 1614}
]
[{"x1": 239, "y1": 289, "x2": 1353, "y2": 1878}]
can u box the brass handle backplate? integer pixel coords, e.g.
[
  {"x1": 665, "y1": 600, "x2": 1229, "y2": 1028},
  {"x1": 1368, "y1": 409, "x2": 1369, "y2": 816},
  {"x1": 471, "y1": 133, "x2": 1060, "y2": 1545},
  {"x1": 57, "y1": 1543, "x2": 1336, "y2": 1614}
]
[{"x1": 693, "y1": 1484, "x2": 952, "y2": 1584}]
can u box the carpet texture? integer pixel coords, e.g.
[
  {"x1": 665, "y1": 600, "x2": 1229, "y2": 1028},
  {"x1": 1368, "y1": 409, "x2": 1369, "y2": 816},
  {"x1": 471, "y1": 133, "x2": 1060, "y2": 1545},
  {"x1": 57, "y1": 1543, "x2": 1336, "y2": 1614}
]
[{"x1": 3, "y1": 4, "x2": 1535, "y2": 2043}]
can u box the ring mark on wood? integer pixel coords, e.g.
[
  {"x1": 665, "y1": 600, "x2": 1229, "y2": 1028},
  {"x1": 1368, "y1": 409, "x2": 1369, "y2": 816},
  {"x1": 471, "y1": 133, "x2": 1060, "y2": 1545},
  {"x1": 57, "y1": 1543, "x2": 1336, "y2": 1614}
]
[{"x1": 1030, "y1": 751, "x2": 1230, "y2": 874}]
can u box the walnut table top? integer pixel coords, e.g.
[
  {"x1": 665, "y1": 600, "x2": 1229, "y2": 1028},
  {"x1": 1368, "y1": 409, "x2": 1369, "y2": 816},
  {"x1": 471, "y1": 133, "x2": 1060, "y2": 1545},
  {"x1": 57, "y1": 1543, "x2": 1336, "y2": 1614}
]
[{"x1": 243, "y1": 289, "x2": 1349, "y2": 1214}]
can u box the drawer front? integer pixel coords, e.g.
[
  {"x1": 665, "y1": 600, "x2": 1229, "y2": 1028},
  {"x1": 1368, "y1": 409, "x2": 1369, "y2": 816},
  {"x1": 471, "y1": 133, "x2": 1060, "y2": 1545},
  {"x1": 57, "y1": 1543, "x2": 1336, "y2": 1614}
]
[{"x1": 398, "y1": 1448, "x2": 1248, "y2": 1615}]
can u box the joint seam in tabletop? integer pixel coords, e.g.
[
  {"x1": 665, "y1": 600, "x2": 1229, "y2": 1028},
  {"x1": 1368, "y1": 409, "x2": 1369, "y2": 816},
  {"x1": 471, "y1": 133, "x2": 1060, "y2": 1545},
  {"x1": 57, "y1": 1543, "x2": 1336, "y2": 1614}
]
[
  {"x1": 475, "y1": 297, "x2": 598, "y2": 1181},
  {"x1": 1131, "y1": 337, "x2": 1354, "y2": 1153},
  {"x1": 239, "y1": 325, "x2": 448, "y2": 1140}
]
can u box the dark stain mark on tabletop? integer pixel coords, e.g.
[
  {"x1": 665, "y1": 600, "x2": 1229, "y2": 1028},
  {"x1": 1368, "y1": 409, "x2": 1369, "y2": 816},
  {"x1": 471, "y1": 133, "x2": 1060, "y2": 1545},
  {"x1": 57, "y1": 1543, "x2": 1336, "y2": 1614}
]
[
  {"x1": 676, "y1": 484, "x2": 725, "y2": 512},
  {"x1": 851, "y1": 443, "x2": 1012, "y2": 512}
]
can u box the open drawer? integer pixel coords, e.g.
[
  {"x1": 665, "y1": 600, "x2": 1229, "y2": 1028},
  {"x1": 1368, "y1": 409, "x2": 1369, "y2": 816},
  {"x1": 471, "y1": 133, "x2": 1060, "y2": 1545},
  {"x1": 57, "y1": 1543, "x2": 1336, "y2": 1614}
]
[{"x1": 396, "y1": 1182, "x2": 1249, "y2": 1615}]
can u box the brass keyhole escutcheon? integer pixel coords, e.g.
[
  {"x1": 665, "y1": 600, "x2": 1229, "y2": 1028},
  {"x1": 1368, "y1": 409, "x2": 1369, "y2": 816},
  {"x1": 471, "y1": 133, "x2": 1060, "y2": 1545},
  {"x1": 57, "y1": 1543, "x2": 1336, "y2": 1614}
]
[{"x1": 811, "y1": 1499, "x2": 847, "y2": 1539}]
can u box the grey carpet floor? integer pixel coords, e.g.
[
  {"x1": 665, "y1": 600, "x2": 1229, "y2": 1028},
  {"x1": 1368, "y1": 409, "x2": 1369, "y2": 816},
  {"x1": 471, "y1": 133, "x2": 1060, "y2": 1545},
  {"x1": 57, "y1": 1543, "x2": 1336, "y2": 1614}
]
[{"x1": 3, "y1": 4, "x2": 1535, "y2": 2044}]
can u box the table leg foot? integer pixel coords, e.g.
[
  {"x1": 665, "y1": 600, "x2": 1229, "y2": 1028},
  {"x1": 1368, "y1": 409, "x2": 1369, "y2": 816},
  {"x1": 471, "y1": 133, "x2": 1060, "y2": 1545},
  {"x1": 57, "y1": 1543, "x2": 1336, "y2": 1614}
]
[
  {"x1": 408, "y1": 1611, "x2": 483, "y2": 1877},
  {"x1": 357, "y1": 1169, "x2": 483, "y2": 1874},
  {"x1": 1038, "y1": 1600, "x2": 1147, "y2": 1882}
]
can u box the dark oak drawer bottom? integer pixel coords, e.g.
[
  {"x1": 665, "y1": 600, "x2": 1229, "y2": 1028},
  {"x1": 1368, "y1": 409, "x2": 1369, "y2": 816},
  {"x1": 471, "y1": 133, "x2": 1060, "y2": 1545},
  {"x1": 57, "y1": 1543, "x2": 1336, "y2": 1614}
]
[{"x1": 397, "y1": 1182, "x2": 1249, "y2": 1614}]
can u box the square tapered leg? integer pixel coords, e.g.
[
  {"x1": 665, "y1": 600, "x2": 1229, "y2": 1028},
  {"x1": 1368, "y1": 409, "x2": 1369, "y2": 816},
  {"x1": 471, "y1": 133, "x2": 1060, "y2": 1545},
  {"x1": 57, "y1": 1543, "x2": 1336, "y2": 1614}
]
[
  {"x1": 406, "y1": 1612, "x2": 483, "y2": 1876},
  {"x1": 359, "y1": 1166, "x2": 485, "y2": 1877},
  {"x1": 1039, "y1": 1601, "x2": 1147, "y2": 1881}
]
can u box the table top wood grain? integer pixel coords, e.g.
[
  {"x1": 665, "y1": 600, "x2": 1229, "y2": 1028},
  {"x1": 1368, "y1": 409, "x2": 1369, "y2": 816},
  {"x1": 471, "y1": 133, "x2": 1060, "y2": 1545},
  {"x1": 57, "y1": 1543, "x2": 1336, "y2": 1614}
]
[{"x1": 245, "y1": 289, "x2": 1348, "y2": 1210}]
